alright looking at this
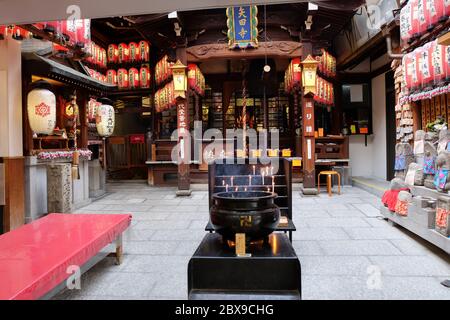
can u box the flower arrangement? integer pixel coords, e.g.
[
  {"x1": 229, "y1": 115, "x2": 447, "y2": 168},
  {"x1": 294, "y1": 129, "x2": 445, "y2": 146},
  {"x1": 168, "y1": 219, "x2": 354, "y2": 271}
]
[
  {"x1": 37, "y1": 149, "x2": 92, "y2": 161},
  {"x1": 426, "y1": 116, "x2": 448, "y2": 133}
]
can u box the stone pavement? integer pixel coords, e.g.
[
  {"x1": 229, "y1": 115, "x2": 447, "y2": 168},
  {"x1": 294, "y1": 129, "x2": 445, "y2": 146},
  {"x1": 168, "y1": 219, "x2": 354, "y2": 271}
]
[{"x1": 55, "y1": 182, "x2": 450, "y2": 300}]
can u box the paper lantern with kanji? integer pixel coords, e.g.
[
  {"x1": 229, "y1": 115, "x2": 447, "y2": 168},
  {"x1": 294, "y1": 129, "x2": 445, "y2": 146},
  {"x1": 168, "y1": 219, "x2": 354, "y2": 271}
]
[
  {"x1": 421, "y1": 41, "x2": 434, "y2": 88},
  {"x1": 96, "y1": 99, "x2": 115, "y2": 137},
  {"x1": 108, "y1": 44, "x2": 118, "y2": 64},
  {"x1": 187, "y1": 64, "x2": 197, "y2": 90},
  {"x1": 117, "y1": 68, "x2": 129, "y2": 89},
  {"x1": 106, "y1": 70, "x2": 117, "y2": 85},
  {"x1": 291, "y1": 58, "x2": 302, "y2": 86},
  {"x1": 417, "y1": 0, "x2": 427, "y2": 35},
  {"x1": 410, "y1": 0, "x2": 420, "y2": 38},
  {"x1": 140, "y1": 65, "x2": 150, "y2": 88},
  {"x1": 400, "y1": 2, "x2": 411, "y2": 45},
  {"x1": 61, "y1": 19, "x2": 79, "y2": 45},
  {"x1": 431, "y1": 40, "x2": 445, "y2": 85},
  {"x1": 411, "y1": 48, "x2": 421, "y2": 90},
  {"x1": 118, "y1": 43, "x2": 129, "y2": 64},
  {"x1": 129, "y1": 42, "x2": 140, "y2": 63},
  {"x1": 445, "y1": 45, "x2": 450, "y2": 81},
  {"x1": 129, "y1": 68, "x2": 140, "y2": 89},
  {"x1": 27, "y1": 80, "x2": 56, "y2": 135},
  {"x1": 139, "y1": 41, "x2": 150, "y2": 62},
  {"x1": 75, "y1": 19, "x2": 91, "y2": 48}
]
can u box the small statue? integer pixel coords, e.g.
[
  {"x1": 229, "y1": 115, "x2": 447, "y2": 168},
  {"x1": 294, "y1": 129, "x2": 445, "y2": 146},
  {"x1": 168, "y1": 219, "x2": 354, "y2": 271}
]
[
  {"x1": 382, "y1": 178, "x2": 409, "y2": 212},
  {"x1": 414, "y1": 130, "x2": 426, "y2": 166},
  {"x1": 436, "y1": 196, "x2": 450, "y2": 237},
  {"x1": 394, "y1": 143, "x2": 414, "y2": 179},
  {"x1": 434, "y1": 151, "x2": 450, "y2": 192},
  {"x1": 395, "y1": 190, "x2": 412, "y2": 216},
  {"x1": 437, "y1": 129, "x2": 450, "y2": 154},
  {"x1": 423, "y1": 140, "x2": 438, "y2": 189},
  {"x1": 405, "y1": 162, "x2": 424, "y2": 186}
]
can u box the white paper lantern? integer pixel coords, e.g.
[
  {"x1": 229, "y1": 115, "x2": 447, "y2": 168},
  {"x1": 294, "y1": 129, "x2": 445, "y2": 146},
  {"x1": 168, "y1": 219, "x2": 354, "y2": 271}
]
[
  {"x1": 27, "y1": 85, "x2": 56, "y2": 135},
  {"x1": 96, "y1": 103, "x2": 115, "y2": 137}
]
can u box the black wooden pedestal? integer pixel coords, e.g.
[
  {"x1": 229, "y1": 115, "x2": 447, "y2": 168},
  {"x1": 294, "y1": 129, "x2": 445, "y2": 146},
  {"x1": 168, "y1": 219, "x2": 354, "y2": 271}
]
[{"x1": 188, "y1": 233, "x2": 301, "y2": 300}]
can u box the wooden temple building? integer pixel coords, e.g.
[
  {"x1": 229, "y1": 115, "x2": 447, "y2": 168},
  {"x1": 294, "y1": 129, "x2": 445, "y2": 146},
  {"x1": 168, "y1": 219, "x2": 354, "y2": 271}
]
[{"x1": 0, "y1": 0, "x2": 402, "y2": 232}]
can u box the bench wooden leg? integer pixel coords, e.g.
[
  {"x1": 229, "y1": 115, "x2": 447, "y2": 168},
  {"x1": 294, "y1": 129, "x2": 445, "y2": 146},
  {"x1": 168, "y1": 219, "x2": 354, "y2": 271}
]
[
  {"x1": 147, "y1": 167, "x2": 154, "y2": 186},
  {"x1": 317, "y1": 173, "x2": 321, "y2": 194},
  {"x1": 327, "y1": 174, "x2": 332, "y2": 197},
  {"x1": 114, "y1": 234, "x2": 123, "y2": 265},
  {"x1": 338, "y1": 173, "x2": 341, "y2": 195}
]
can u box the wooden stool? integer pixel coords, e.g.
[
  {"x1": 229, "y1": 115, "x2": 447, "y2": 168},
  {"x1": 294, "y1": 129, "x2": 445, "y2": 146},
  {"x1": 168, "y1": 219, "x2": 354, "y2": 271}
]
[{"x1": 318, "y1": 170, "x2": 341, "y2": 197}]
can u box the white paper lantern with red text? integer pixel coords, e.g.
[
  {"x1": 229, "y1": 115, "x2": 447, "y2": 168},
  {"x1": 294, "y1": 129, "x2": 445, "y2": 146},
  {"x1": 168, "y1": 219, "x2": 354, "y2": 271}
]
[{"x1": 27, "y1": 81, "x2": 56, "y2": 134}]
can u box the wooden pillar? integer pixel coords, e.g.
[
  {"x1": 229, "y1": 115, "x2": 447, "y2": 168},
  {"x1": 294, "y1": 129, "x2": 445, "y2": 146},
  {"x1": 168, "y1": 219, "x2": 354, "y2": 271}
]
[
  {"x1": 301, "y1": 96, "x2": 317, "y2": 194},
  {"x1": 0, "y1": 38, "x2": 25, "y2": 231},
  {"x1": 194, "y1": 92, "x2": 200, "y2": 122},
  {"x1": 176, "y1": 96, "x2": 191, "y2": 195}
]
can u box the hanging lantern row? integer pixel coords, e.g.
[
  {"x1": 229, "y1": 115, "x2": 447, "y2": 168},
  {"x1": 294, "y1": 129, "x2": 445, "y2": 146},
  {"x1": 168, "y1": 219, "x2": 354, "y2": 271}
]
[
  {"x1": 154, "y1": 81, "x2": 176, "y2": 113},
  {"x1": 85, "y1": 67, "x2": 109, "y2": 84},
  {"x1": 284, "y1": 58, "x2": 302, "y2": 93},
  {"x1": 317, "y1": 49, "x2": 336, "y2": 78},
  {"x1": 401, "y1": 39, "x2": 450, "y2": 94},
  {"x1": 400, "y1": 0, "x2": 450, "y2": 46},
  {"x1": 26, "y1": 80, "x2": 115, "y2": 137},
  {"x1": 187, "y1": 64, "x2": 206, "y2": 96},
  {"x1": 87, "y1": 98, "x2": 115, "y2": 137},
  {"x1": 155, "y1": 55, "x2": 174, "y2": 86},
  {"x1": 0, "y1": 25, "x2": 33, "y2": 41},
  {"x1": 85, "y1": 42, "x2": 107, "y2": 69},
  {"x1": 400, "y1": 39, "x2": 450, "y2": 103},
  {"x1": 107, "y1": 41, "x2": 150, "y2": 64},
  {"x1": 113, "y1": 66, "x2": 151, "y2": 89},
  {"x1": 314, "y1": 77, "x2": 334, "y2": 106}
]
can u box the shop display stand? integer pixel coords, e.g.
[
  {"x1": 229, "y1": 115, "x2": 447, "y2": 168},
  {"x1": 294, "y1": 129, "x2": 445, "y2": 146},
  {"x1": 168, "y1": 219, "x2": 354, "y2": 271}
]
[{"x1": 188, "y1": 233, "x2": 301, "y2": 300}]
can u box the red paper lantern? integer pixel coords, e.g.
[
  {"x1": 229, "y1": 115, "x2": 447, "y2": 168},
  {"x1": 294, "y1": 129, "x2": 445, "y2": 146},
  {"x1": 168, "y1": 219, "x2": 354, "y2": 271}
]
[
  {"x1": 139, "y1": 41, "x2": 150, "y2": 62},
  {"x1": 107, "y1": 44, "x2": 118, "y2": 64},
  {"x1": 431, "y1": 40, "x2": 445, "y2": 86},
  {"x1": 445, "y1": 45, "x2": 450, "y2": 82},
  {"x1": 118, "y1": 43, "x2": 129, "y2": 64},
  {"x1": 412, "y1": 48, "x2": 421, "y2": 91},
  {"x1": 425, "y1": 0, "x2": 439, "y2": 29},
  {"x1": 129, "y1": 42, "x2": 140, "y2": 62},
  {"x1": 421, "y1": 41, "x2": 434, "y2": 88},
  {"x1": 402, "y1": 53, "x2": 412, "y2": 93},
  {"x1": 400, "y1": 2, "x2": 413, "y2": 45},
  {"x1": 140, "y1": 65, "x2": 151, "y2": 88},
  {"x1": 410, "y1": 0, "x2": 420, "y2": 38},
  {"x1": 417, "y1": 0, "x2": 427, "y2": 35},
  {"x1": 129, "y1": 68, "x2": 140, "y2": 89},
  {"x1": 187, "y1": 64, "x2": 197, "y2": 90},
  {"x1": 75, "y1": 19, "x2": 91, "y2": 48},
  {"x1": 117, "y1": 68, "x2": 129, "y2": 89},
  {"x1": 291, "y1": 58, "x2": 302, "y2": 86},
  {"x1": 61, "y1": 20, "x2": 78, "y2": 45},
  {"x1": 106, "y1": 69, "x2": 117, "y2": 85}
]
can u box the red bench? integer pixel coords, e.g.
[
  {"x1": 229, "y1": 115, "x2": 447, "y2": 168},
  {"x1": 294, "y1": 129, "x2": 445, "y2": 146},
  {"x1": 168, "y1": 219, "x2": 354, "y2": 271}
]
[{"x1": 0, "y1": 213, "x2": 131, "y2": 300}]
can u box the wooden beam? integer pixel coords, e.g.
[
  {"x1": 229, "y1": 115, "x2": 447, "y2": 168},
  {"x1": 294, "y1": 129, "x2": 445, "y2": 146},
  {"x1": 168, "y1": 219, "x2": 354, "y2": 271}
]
[
  {"x1": 438, "y1": 31, "x2": 450, "y2": 46},
  {"x1": 187, "y1": 41, "x2": 302, "y2": 62}
]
